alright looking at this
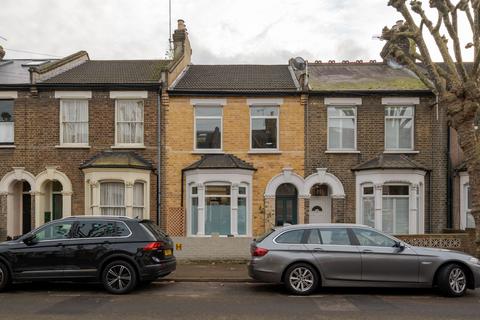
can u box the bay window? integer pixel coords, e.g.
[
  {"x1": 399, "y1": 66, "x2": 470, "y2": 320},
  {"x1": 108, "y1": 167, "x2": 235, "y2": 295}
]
[
  {"x1": 205, "y1": 185, "x2": 231, "y2": 235},
  {"x1": 116, "y1": 100, "x2": 144, "y2": 145},
  {"x1": 0, "y1": 100, "x2": 14, "y2": 144},
  {"x1": 327, "y1": 106, "x2": 356, "y2": 150},
  {"x1": 60, "y1": 100, "x2": 88, "y2": 145},
  {"x1": 238, "y1": 186, "x2": 247, "y2": 235},
  {"x1": 250, "y1": 106, "x2": 278, "y2": 150},
  {"x1": 100, "y1": 182, "x2": 126, "y2": 216},
  {"x1": 385, "y1": 106, "x2": 414, "y2": 150},
  {"x1": 195, "y1": 106, "x2": 222, "y2": 150},
  {"x1": 191, "y1": 187, "x2": 199, "y2": 235}
]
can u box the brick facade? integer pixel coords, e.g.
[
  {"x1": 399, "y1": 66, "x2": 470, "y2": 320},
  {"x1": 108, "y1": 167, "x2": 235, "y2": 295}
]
[{"x1": 305, "y1": 94, "x2": 448, "y2": 233}]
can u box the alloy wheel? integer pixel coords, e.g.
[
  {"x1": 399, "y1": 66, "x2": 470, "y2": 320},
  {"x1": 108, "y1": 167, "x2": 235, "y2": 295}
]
[
  {"x1": 106, "y1": 265, "x2": 132, "y2": 291},
  {"x1": 289, "y1": 267, "x2": 314, "y2": 293},
  {"x1": 448, "y1": 267, "x2": 466, "y2": 294},
  {"x1": 0, "y1": 268, "x2": 3, "y2": 285}
]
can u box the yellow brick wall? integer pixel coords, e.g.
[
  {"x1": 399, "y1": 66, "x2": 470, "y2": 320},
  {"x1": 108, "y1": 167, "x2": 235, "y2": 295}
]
[{"x1": 164, "y1": 95, "x2": 304, "y2": 236}]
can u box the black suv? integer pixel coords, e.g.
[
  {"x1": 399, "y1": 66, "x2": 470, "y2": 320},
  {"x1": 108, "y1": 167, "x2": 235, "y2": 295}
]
[{"x1": 0, "y1": 216, "x2": 176, "y2": 294}]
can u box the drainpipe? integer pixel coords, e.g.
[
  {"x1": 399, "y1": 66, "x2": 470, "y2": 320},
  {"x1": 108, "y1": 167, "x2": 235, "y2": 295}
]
[
  {"x1": 156, "y1": 83, "x2": 163, "y2": 226},
  {"x1": 447, "y1": 125, "x2": 452, "y2": 229}
]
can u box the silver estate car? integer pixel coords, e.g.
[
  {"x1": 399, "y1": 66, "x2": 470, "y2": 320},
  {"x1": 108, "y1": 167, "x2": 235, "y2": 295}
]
[{"x1": 248, "y1": 224, "x2": 480, "y2": 296}]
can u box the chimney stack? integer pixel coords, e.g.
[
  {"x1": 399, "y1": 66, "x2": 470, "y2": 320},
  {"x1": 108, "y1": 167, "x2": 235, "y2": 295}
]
[{"x1": 173, "y1": 19, "x2": 189, "y2": 59}]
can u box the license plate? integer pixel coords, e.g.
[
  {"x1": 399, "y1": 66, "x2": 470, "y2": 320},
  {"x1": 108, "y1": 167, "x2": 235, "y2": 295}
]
[{"x1": 164, "y1": 249, "x2": 172, "y2": 256}]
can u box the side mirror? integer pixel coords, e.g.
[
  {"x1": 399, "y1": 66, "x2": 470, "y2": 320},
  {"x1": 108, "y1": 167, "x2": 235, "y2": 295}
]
[
  {"x1": 22, "y1": 234, "x2": 37, "y2": 245},
  {"x1": 395, "y1": 241, "x2": 406, "y2": 251}
]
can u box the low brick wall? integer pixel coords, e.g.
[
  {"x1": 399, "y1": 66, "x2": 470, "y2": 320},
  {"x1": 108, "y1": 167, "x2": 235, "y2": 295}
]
[
  {"x1": 172, "y1": 236, "x2": 253, "y2": 261},
  {"x1": 397, "y1": 229, "x2": 477, "y2": 257}
]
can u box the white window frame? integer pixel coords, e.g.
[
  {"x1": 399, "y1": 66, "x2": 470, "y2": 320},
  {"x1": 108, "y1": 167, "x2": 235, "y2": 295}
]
[
  {"x1": 193, "y1": 105, "x2": 223, "y2": 152},
  {"x1": 132, "y1": 181, "x2": 146, "y2": 219},
  {"x1": 237, "y1": 184, "x2": 248, "y2": 235},
  {"x1": 249, "y1": 105, "x2": 280, "y2": 152},
  {"x1": 381, "y1": 184, "x2": 410, "y2": 234},
  {"x1": 204, "y1": 183, "x2": 231, "y2": 235},
  {"x1": 99, "y1": 181, "x2": 126, "y2": 216},
  {"x1": 384, "y1": 105, "x2": 415, "y2": 151},
  {"x1": 59, "y1": 99, "x2": 89, "y2": 147},
  {"x1": 0, "y1": 99, "x2": 14, "y2": 145},
  {"x1": 360, "y1": 184, "x2": 375, "y2": 227},
  {"x1": 114, "y1": 99, "x2": 145, "y2": 148},
  {"x1": 327, "y1": 105, "x2": 357, "y2": 151}
]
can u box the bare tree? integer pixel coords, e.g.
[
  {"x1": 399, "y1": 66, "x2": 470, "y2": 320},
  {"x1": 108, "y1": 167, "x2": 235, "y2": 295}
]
[{"x1": 381, "y1": 0, "x2": 480, "y2": 246}]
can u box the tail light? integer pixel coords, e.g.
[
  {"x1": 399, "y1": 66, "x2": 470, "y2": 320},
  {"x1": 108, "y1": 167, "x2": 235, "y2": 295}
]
[
  {"x1": 252, "y1": 246, "x2": 269, "y2": 257},
  {"x1": 143, "y1": 242, "x2": 163, "y2": 251}
]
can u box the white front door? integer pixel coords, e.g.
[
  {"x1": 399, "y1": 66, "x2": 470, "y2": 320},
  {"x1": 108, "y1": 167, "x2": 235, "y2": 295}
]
[{"x1": 309, "y1": 196, "x2": 331, "y2": 223}]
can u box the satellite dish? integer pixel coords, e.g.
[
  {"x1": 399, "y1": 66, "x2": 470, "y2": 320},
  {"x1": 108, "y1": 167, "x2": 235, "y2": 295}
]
[{"x1": 291, "y1": 57, "x2": 306, "y2": 71}]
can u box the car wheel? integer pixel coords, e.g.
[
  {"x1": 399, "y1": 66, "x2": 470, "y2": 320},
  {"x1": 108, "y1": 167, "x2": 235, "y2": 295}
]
[
  {"x1": 102, "y1": 260, "x2": 137, "y2": 294},
  {"x1": 438, "y1": 264, "x2": 468, "y2": 297},
  {"x1": 0, "y1": 262, "x2": 9, "y2": 292},
  {"x1": 284, "y1": 263, "x2": 319, "y2": 295}
]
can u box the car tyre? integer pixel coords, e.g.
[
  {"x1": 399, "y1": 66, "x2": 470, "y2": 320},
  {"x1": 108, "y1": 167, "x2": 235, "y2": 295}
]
[
  {"x1": 102, "y1": 260, "x2": 137, "y2": 294},
  {"x1": 437, "y1": 263, "x2": 468, "y2": 297},
  {"x1": 284, "y1": 263, "x2": 319, "y2": 295},
  {"x1": 0, "y1": 262, "x2": 9, "y2": 292}
]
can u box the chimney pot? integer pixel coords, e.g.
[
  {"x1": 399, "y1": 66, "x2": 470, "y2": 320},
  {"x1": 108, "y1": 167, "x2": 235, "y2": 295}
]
[{"x1": 177, "y1": 19, "x2": 186, "y2": 31}]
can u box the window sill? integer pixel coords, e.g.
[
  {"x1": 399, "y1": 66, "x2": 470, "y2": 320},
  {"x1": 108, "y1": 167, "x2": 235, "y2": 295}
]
[
  {"x1": 325, "y1": 150, "x2": 360, "y2": 154},
  {"x1": 55, "y1": 145, "x2": 91, "y2": 149},
  {"x1": 248, "y1": 150, "x2": 281, "y2": 154},
  {"x1": 383, "y1": 150, "x2": 419, "y2": 154},
  {"x1": 0, "y1": 145, "x2": 15, "y2": 149},
  {"x1": 191, "y1": 150, "x2": 225, "y2": 154},
  {"x1": 111, "y1": 145, "x2": 146, "y2": 149}
]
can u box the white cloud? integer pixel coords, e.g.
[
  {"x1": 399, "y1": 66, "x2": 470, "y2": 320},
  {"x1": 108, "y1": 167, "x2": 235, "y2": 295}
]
[{"x1": 0, "y1": 0, "x2": 472, "y2": 63}]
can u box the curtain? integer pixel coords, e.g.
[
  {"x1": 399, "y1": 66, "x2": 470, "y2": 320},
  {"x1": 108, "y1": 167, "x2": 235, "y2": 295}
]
[
  {"x1": 205, "y1": 197, "x2": 231, "y2": 235},
  {"x1": 62, "y1": 100, "x2": 88, "y2": 144},
  {"x1": 100, "y1": 182, "x2": 126, "y2": 216},
  {"x1": 117, "y1": 100, "x2": 144, "y2": 144},
  {"x1": 133, "y1": 182, "x2": 144, "y2": 218},
  {"x1": 362, "y1": 196, "x2": 375, "y2": 228},
  {"x1": 238, "y1": 197, "x2": 247, "y2": 235},
  {"x1": 191, "y1": 197, "x2": 198, "y2": 235},
  {"x1": 0, "y1": 122, "x2": 14, "y2": 143}
]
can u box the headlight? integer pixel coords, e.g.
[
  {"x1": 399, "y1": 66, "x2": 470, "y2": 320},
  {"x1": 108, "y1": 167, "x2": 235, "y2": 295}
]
[{"x1": 469, "y1": 257, "x2": 479, "y2": 265}]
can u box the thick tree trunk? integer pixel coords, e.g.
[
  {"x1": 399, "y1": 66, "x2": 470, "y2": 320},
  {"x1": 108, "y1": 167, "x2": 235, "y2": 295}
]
[{"x1": 455, "y1": 113, "x2": 480, "y2": 257}]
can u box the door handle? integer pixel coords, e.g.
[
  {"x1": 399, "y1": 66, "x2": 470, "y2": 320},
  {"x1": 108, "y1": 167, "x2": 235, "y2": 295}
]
[
  {"x1": 56, "y1": 243, "x2": 65, "y2": 247},
  {"x1": 313, "y1": 248, "x2": 324, "y2": 252},
  {"x1": 362, "y1": 249, "x2": 373, "y2": 253}
]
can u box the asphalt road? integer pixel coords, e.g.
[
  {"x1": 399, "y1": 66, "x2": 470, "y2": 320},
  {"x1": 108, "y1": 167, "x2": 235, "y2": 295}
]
[{"x1": 1, "y1": 281, "x2": 479, "y2": 320}]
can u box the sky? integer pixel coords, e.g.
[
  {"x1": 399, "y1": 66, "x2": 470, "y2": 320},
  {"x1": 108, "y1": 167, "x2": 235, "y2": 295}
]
[{"x1": 0, "y1": 0, "x2": 473, "y2": 64}]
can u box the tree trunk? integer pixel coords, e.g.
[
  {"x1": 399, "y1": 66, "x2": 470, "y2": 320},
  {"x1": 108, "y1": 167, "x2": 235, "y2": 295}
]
[{"x1": 455, "y1": 113, "x2": 480, "y2": 257}]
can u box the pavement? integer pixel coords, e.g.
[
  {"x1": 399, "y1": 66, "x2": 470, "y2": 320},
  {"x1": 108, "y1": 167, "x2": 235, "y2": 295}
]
[
  {"x1": 1, "y1": 281, "x2": 480, "y2": 320},
  {"x1": 162, "y1": 261, "x2": 250, "y2": 282}
]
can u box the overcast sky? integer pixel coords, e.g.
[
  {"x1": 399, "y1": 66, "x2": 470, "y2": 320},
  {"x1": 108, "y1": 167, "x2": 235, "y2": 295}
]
[{"x1": 0, "y1": 0, "x2": 472, "y2": 64}]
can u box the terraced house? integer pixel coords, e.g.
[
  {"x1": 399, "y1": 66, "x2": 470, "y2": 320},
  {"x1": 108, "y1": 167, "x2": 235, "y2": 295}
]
[
  {"x1": 164, "y1": 64, "x2": 305, "y2": 248},
  {"x1": 0, "y1": 20, "x2": 190, "y2": 240}
]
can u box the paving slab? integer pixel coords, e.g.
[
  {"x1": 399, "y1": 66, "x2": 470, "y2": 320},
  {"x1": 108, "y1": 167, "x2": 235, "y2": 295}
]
[{"x1": 161, "y1": 261, "x2": 251, "y2": 282}]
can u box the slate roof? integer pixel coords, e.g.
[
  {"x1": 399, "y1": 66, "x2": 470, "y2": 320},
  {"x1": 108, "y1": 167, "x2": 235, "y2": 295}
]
[
  {"x1": 0, "y1": 59, "x2": 53, "y2": 85},
  {"x1": 171, "y1": 65, "x2": 299, "y2": 93},
  {"x1": 307, "y1": 63, "x2": 429, "y2": 92},
  {"x1": 42, "y1": 60, "x2": 171, "y2": 85},
  {"x1": 351, "y1": 154, "x2": 428, "y2": 171},
  {"x1": 80, "y1": 151, "x2": 153, "y2": 170},
  {"x1": 183, "y1": 154, "x2": 256, "y2": 171}
]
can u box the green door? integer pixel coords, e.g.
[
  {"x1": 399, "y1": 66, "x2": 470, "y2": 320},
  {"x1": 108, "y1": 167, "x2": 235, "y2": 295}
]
[
  {"x1": 52, "y1": 193, "x2": 63, "y2": 220},
  {"x1": 275, "y1": 183, "x2": 298, "y2": 226}
]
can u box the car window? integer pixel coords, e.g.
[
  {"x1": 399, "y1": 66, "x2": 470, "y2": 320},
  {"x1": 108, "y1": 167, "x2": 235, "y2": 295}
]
[
  {"x1": 319, "y1": 228, "x2": 350, "y2": 245},
  {"x1": 140, "y1": 220, "x2": 168, "y2": 240},
  {"x1": 34, "y1": 222, "x2": 73, "y2": 241},
  {"x1": 353, "y1": 228, "x2": 397, "y2": 247},
  {"x1": 306, "y1": 229, "x2": 322, "y2": 244},
  {"x1": 74, "y1": 221, "x2": 131, "y2": 238},
  {"x1": 275, "y1": 229, "x2": 305, "y2": 244}
]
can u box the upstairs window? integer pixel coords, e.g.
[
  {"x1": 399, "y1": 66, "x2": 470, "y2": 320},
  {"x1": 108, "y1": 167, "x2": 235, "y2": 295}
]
[
  {"x1": 385, "y1": 106, "x2": 414, "y2": 150},
  {"x1": 60, "y1": 100, "x2": 88, "y2": 145},
  {"x1": 327, "y1": 106, "x2": 356, "y2": 150},
  {"x1": 0, "y1": 100, "x2": 14, "y2": 144},
  {"x1": 250, "y1": 106, "x2": 278, "y2": 150},
  {"x1": 116, "y1": 100, "x2": 144, "y2": 145},
  {"x1": 195, "y1": 106, "x2": 222, "y2": 150}
]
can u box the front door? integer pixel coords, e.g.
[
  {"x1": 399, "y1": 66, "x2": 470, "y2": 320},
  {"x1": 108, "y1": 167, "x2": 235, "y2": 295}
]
[
  {"x1": 52, "y1": 193, "x2": 63, "y2": 220},
  {"x1": 275, "y1": 197, "x2": 297, "y2": 226},
  {"x1": 22, "y1": 192, "x2": 31, "y2": 234},
  {"x1": 309, "y1": 196, "x2": 331, "y2": 224},
  {"x1": 351, "y1": 227, "x2": 419, "y2": 283}
]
